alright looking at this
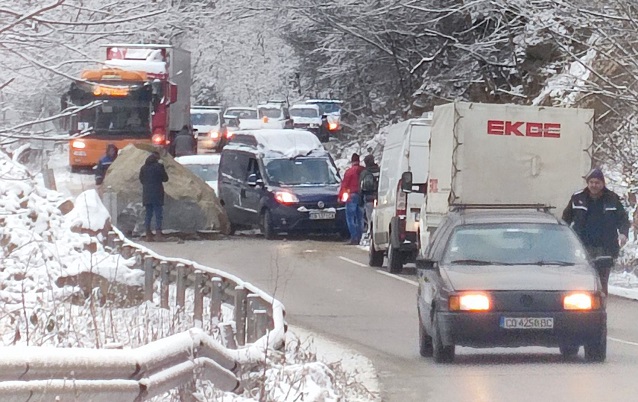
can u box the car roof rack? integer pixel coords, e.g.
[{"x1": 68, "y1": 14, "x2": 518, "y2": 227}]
[{"x1": 449, "y1": 204, "x2": 554, "y2": 213}]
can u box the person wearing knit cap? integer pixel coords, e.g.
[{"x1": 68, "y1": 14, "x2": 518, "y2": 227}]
[
  {"x1": 562, "y1": 167, "x2": 629, "y2": 294},
  {"x1": 339, "y1": 152, "x2": 365, "y2": 244}
]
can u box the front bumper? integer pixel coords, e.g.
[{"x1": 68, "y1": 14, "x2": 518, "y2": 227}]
[
  {"x1": 270, "y1": 205, "x2": 347, "y2": 234},
  {"x1": 437, "y1": 310, "x2": 606, "y2": 348}
]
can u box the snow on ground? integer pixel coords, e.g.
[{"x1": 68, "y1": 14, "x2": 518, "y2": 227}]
[{"x1": 0, "y1": 145, "x2": 381, "y2": 400}]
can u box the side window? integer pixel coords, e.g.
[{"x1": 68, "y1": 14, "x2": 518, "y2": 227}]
[
  {"x1": 221, "y1": 152, "x2": 250, "y2": 181},
  {"x1": 378, "y1": 144, "x2": 400, "y2": 195},
  {"x1": 427, "y1": 218, "x2": 454, "y2": 260},
  {"x1": 247, "y1": 158, "x2": 260, "y2": 179}
]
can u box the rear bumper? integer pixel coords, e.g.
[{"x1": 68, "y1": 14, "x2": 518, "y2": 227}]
[
  {"x1": 437, "y1": 310, "x2": 606, "y2": 347},
  {"x1": 197, "y1": 137, "x2": 222, "y2": 150}
]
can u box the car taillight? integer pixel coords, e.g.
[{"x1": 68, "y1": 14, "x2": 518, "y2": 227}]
[
  {"x1": 340, "y1": 192, "x2": 349, "y2": 203},
  {"x1": 226, "y1": 131, "x2": 234, "y2": 139},
  {"x1": 328, "y1": 122, "x2": 339, "y2": 131},
  {"x1": 262, "y1": 116, "x2": 269, "y2": 123},
  {"x1": 152, "y1": 133, "x2": 165, "y2": 145},
  {"x1": 71, "y1": 140, "x2": 86, "y2": 149},
  {"x1": 396, "y1": 180, "x2": 407, "y2": 215}
]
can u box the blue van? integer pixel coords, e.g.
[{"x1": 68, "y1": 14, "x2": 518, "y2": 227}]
[{"x1": 218, "y1": 129, "x2": 348, "y2": 238}]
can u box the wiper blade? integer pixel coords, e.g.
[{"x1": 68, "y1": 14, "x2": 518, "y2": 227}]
[
  {"x1": 520, "y1": 261, "x2": 575, "y2": 266},
  {"x1": 449, "y1": 259, "x2": 494, "y2": 265}
]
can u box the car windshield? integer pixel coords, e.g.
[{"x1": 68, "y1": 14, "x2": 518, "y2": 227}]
[
  {"x1": 310, "y1": 102, "x2": 341, "y2": 114},
  {"x1": 442, "y1": 223, "x2": 589, "y2": 266},
  {"x1": 291, "y1": 108, "x2": 319, "y2": 118},
  {"x1": 226, "y1": 108, "x2": 258, "y2": 119},
  {"x1": 259, "y1": 108, "x2": 282, "y2": 119},
  {"x1": 183, "y1": 164, "x2": 219, "y2": 182},
  {"x1": 191, "y1": 112, "x2": 219, "y2": 126},
  {"x1": 264, "y1": 157, "x2": 340, "y2": 186}
]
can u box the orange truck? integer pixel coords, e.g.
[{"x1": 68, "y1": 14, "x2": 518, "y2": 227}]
[{"x1": 63, "y1": 44, "x2": 191, "y2": 171}]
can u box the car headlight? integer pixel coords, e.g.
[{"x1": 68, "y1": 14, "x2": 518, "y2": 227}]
[
  {"x1": 449, "y1": 293, "x2": 490, "y2": 311},
  {"x1": 564, "y1": 292, "x2": 599, "y2": 310},
  {"x1": 275, "y1": 191, "x2": 299, "y2": 204},
  {"x1": 209, "y1": 131, "x2": 220, "y2": 139}
]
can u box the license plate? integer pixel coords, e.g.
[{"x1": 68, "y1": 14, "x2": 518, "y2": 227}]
[
  {"x1": 500, "y1": 317, "x2": 554, "y2": 329},
  {"x1": 309, "y1": 211, "x2": 335, "y2": 220}
]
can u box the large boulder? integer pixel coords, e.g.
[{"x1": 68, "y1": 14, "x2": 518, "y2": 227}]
[{"x1": 102, "y1": 143, "x2": 230, "y2": 235}]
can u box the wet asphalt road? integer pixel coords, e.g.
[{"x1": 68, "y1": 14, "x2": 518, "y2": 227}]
[{"x1": 145, "y1": 234, "x2": 638, "y2": 402}]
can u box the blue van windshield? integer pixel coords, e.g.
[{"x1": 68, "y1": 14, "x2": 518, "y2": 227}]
[{"x1": 264, "y1": 157, "x2": 340, "y2": 186}]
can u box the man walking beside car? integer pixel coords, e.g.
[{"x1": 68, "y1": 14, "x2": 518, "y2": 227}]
[
  {"x1": 339, "y1": 153, "x2": 365, "y2": 245},
  {"x1": 360, "y1": 154, "x2": 380, "y2": 239},
  {"x1": 562, "y1": 168, "x2": 629, "y2": 294},
  {"x1": 139, "y1": 151, "x2": 169, "y2": 241}
]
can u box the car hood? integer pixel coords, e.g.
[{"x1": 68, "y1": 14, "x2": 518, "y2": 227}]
[
  {"x1": 292, "y1": 117, "x2": 321, "y2": 125},
  {"x1": 441, "y1": 264, "x2": 597, "y2": 292}
]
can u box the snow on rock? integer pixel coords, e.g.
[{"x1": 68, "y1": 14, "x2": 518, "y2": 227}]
[{"x1": 65, "y1": 189, "x2": 111, "y2": 233}]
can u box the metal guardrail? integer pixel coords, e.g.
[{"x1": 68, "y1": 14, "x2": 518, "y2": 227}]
[{"x1": 0, "y1": 229, "x2": 287, "y2": 401}]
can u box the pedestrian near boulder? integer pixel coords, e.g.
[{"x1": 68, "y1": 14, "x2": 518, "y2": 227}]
[{"x1": 139, "y1": 151, "x2": 169, "y2": 241}]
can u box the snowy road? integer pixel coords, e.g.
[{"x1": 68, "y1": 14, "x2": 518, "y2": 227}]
[{"x1": 145, "y1": 235, "x2": 638, "y2": 402}]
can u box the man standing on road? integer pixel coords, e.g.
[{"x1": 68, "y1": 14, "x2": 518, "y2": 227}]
[
  {"x1": 339, "y1": 153, "x2": 365, "y2": 245},
  {"x1": 95, "y1": 144, "x2": 118, "y2": 186},
  {"x1": 562, "y1": 168, "x2": 629, "y2": 294},
  {"x1": 359, "y1": 154, "x2": 380, "y2": 239},
  {"x1": 173, "y1": 125, "x2": 196, "y2": 157},
  {"x1": 139, "y1": 151, "x2": 169, "y2": 242}
]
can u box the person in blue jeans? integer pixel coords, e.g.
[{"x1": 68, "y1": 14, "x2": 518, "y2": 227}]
[
  {"x1": 339, "y1": 153, "x2": 365, "y2": 244},
  {"x1": 139, "y1": 151, "x2": 169, "y2": 241}
]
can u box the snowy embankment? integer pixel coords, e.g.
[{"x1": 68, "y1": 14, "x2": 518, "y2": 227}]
[{"x1": 0, "y1": 148, "x2": 380, "y2": 401}]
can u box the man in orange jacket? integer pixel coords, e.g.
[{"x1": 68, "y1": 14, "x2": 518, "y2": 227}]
[{"x1": 339, "y1": 153, "x2": 365, "y2": 244}]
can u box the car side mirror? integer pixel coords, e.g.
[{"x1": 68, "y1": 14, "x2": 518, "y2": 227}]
[
  {"x1": 416, "y1": 258, "x2": 436, "y2": 270},
  {"x1": 247, "y1": 173, "x2": 263, "y2": 187},
  {"x1": 401, "y1": 171, "x2": 413, "y2": 193},
  {"x1": 593, "y1": 256, "x2": 613, "y2": 270}
]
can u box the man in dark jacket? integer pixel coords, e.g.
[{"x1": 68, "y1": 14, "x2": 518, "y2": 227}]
[
  {"x1": 95, "y1": 144, "x2": 118, "y2": 185},
  {"x1": 562, "y1": 168, "x2": 629, "y2": 294},
  {"x1": 173, "y1": 126, "x2": 196, "y2": 157},
  {"x1": 139, "y1": 151, "x2": 169, "y2": 241},
  {"x1": 359, "y1": 154, "x2": 380, "y2": 237}
]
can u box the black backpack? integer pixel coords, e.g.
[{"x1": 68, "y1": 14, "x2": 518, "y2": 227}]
[{"x1": 360, "y1": 169, "x2": 379, "y2": 193}]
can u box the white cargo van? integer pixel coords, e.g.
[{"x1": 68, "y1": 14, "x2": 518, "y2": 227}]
[
  {"x1": 400, "y1": 102, "x2": 594, "y2": 255},
  {"x1": 369, "y1": 116, "x2": 432, "y2": 273}
]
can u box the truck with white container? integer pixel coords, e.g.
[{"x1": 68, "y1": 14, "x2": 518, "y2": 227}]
[{"x1": 372, "y1": 102, "x2": 594, "y2": 273}]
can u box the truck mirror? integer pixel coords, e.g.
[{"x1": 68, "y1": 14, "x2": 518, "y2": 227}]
[
  {"x1": 168, "y1": 83, "x2": 178, "y2": 104},
  {"x1": 401, "y1": 171, "x2": 413, "y2": 193}
]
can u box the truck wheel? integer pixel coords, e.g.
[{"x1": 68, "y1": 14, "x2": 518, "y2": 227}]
[
  {"x1": 369, "y1": 236, "x2": 384, "y2": 267},
  {"x1": 584, "y1": 326, "x2": 607, "y2": 362},
  {"x1": 387, "y1": 245, "x2": 403, "y2": 274},
  {"x1": 260, "y1": 210, "x2": 276, "y2": 240},
  {"x1": 432, "y1": 313, "x2": 455, "y2": 363}
]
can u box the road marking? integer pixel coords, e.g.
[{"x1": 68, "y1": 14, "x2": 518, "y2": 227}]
[
  {"x1": 338, "y1": 256, "x2": 368, "y2": 267},
  {"x1": 339, "y1": 256, "x2": 419, "y2": 286},
  {"x1": 608, "y1": 336, "x2": 638, "y2": 347},
  {"x1": 376, "y1": 270, "x2": 419, "y2": 286}
]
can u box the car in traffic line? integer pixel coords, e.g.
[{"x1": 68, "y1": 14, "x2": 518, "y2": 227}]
[
  {"x1": 191, "y1": 106, "x2": 227, "y2": 152},
  {"x1": 416, "y1": 207, "x2": 609, "y2": 363},
  {"x1": 218, "y1": 129, "x2": 347, "y2": 238},
  {"x1": 175, "y1": 154, "x2": 221, "y2": 195},
  {"x1": 290, "y1": 103, "x2": 326, "y2": 141}
]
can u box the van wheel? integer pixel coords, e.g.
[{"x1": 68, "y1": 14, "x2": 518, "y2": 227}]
[
  {"x1": 387, "y1": 245, "x2": 403, "y2": 274},
  {"x1": 260, "y1": 210, "x2": 276, "y2": 240},
  {"x1": 369, "y1": 236, "x2": 384, "y2": 267}
]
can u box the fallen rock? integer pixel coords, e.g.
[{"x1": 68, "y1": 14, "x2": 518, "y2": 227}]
[{"x1": 102, "y1": 143, "x2": 230, "y2": 235}]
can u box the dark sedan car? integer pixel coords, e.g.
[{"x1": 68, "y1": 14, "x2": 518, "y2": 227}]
[{"x1": 416, "y1": 208, "x2": 611, "y2": 363}]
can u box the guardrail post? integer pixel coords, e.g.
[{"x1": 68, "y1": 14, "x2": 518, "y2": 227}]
[
  {"x1": 193, "y1": 272, "x2": 204, "y2": 325},
  {"x1": 253, "y1": 310, "x2": 269, "y2": 341},
  {"x1": 176, "y1": 263, "x2": 186, "y2": 307},
  {"x1": 210, "y1": 277, "x2": 223, "y2": 324},
  {"x1": 144, "y1": 256, "x2": 154, "y2": 302},
  {"x1": 120, "y1": 244, "x2": 132, "y2": 259},
  {"x1": 160, "y1": 261, "x2": 170, "y2": 309},
  {"x1": 107, "y1": 231, "x2": 116, "y2": 248},
  {"x1": 246, "y1": 294, "x2": 261, "y2": 344},
  {"x1": 220, "y1": 323, "x2": 237, "y2": 349},
  {"x1": 234, "y1": 286, "x2": 248, "y2": 346}
]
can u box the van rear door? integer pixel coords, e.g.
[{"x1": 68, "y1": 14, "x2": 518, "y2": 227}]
[{"x1": 404, "y1": 121, "x2": 430, "y2": 235}]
